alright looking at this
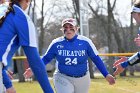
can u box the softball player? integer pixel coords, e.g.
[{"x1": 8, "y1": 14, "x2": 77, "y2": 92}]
[
  {"x1": 113, "y1": 1, "x2": 140, "y2": 76},
  {"x1": 0, "y1": 0, "x2": 54, "y2": 93},
  {"x1": 24, "y1": 18, "x2": 115, "y2": 93}
]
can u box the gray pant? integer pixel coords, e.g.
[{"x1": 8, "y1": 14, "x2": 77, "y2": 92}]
[
  {"x1": 0, "y1": 62, "x2": 5, "y2": 93},
  {"x1": 53, "y1": 71, "x2": 90, "y2": 93}
]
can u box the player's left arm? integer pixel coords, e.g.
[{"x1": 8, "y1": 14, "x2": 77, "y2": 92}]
[
  {"x1": 88, "y1": 53, "x2": 115, "y2": 85},
  {"x1": 90, "y1": 55, "x2": 109, "y2": 77},
  {"x1": 86, "y1": 39, "x2": 109, "y2": 77},
  {"x1": 86, "y1": 39, "x2": 115, "y2": 84}
]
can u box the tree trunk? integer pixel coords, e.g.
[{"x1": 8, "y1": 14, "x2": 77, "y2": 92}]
[
  {"x1": 15, "y1": 51, "x2": 25, "y2": 82},
  {"x1": 107, "y1": 0, "x2": 114, "y2": 74},
  {"x1": 16, "y1": 60, "x2": 25, "y2": 82},
  {"x1": 39, "y1": 0, "x2": 45, "y2": 55},
  {"x1": 88, "y1": 59, "x2": 94, "y2": 79}
]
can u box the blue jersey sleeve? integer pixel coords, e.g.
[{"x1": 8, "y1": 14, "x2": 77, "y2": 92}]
[
  {"x1": 2, "y1": 69, "x2": 12, "y2": 89},
  {"x1": 121, "y1": 61, "x2": 129, "y2": 68},
  {"x1": 13, "y1": 5, "x2": 37, "y2": 47},
  {"x1": 42, "y1": 42, "x2": 56, "y2": 65},
  {"x1": 23, "y1": 46, "x2": 54, "y2": 93},
  {"x1": 87, "y1": 40, "x2": 109, "y2": 77},
  {"x1": 91, "y1": 55, "x2": 109, "y2": 77}
]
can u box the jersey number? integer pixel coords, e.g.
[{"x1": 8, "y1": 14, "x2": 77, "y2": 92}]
[{"x1": 65, "y1": 58, "x2": 77, "y2": 65}]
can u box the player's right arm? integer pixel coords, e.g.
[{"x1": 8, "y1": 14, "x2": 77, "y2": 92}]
[
  {"x1": 113, "y1": 52, "x2": 140, "y2": 75},
  {"x1": 113, "y1": 33, "x2": 140, "y2": 76},
  {"x1": 42, "y1": 40, "x2": 56, "y2": 65}
]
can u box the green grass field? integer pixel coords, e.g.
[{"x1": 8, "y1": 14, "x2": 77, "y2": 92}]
[{"x1": 13, "y1": 76, "x2": 140, "y2": 93}]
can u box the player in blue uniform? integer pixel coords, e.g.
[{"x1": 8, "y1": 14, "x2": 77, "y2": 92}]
[
  {"x1": 0, "y1": 0, "x2": 54, "y2": 93},
  {"x1": 24, "y1": 18, "x2": 115, "y2": 93},
  {"x1": 113, "y1": 1, "x2": 140, "y2": 76}
]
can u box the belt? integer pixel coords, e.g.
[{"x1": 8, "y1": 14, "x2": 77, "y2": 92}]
[{"x1": 60, "y1": 72, "x2": 87, "y2": 78}]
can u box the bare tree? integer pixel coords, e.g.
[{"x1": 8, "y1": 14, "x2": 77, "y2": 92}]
[
  {"x1": 72, "y1": 0, "x2": 80, "y2": 25},
  {"x1": 87, "y1": 0, "x2": 127, "y2": 74},
  {"x1": 37, "y1": 0, "x2": 62, "y2": 54}
]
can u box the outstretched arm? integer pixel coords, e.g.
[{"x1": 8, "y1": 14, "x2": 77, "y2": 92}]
[
  {"x1": 113, "y1": 52, "x2": 140, "y2": 76},
  {"x1": 86, "y1": 39, "x2": 115, "y2": 85},
  {"x1": 91, "y1": 55, "x2": 115, "y2": 85},
  {"x1": 91, "y1": 55, "x2": 109, "y2": 77},
  {"x1": 23, "y1": 46, "x2": 54, "y2": 93}
]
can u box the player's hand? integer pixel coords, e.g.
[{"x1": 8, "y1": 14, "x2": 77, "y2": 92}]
[
  {"x1": 6, "y1": 86, "x2": 16, "y2": 93},
  {"x1": 7, "y1": 70, "x2": 14, "y2": 80},
  {"x1": 113, "y1": 64, "x2": 125, "y2": 76},
  {"x1": 23, "y1": 68, "x2": 33, "y2": 79},
  {"x1": 113, "y1": 56, "x2": 127, "y2": 76},
  {"x1": 134, "y1": 34, "x2": 140, "y2": 46},
  {"x1": 113, "y1": 56, "x2": 127, "y2": 67},
  {"x1": 105, "y1": 74, "x2": 115, "y2": 85}
]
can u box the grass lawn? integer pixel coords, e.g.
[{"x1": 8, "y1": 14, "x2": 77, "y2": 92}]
[{"x1": 13, "y1": 76, "x2": 140, "y2": 93}]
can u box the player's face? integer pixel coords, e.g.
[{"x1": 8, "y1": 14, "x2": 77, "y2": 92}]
[
  {"x1": 132, "y1": 12, "x2": 140, "y2": 24},
  {"x1": 20, "y1": 0, "x2": 31, "y2": 10},
  {"x1": 63, "y1": 23, "x2": 77, "y2": 40}
]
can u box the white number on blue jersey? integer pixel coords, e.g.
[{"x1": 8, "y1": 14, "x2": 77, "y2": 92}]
[{"x1": 65, "y1": 58, "x2": 77, "y2": 65}]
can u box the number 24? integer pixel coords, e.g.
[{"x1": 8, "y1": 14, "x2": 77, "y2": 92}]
[{"x1": 65, "y1": 58, "x2": 77, "y2": 65}]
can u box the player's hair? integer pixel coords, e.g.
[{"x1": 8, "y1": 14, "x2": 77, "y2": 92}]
[
  {"x1": 134, "y1": 1, "x2": 140, "y2": 8},
  {"x1": 0, "y1": 0, "x2": 18, "y2": 26},
  {"x1": 0, "y1": 0, "x2": 24, "y2": 26},
  {"x1": 11, "y1": 0, "x2": 21, "y2": 4}
]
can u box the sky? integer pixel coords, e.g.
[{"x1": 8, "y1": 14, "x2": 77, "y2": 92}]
[
  {"x1": 35, "y1": 0, "x2": 73, "y2": 24},
  {"x1": 115, "y1": 0, "x2": 132, "y2": 26},
  {"x1": 35, "y1": 0, "x2": 132, "y2": 27}
]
